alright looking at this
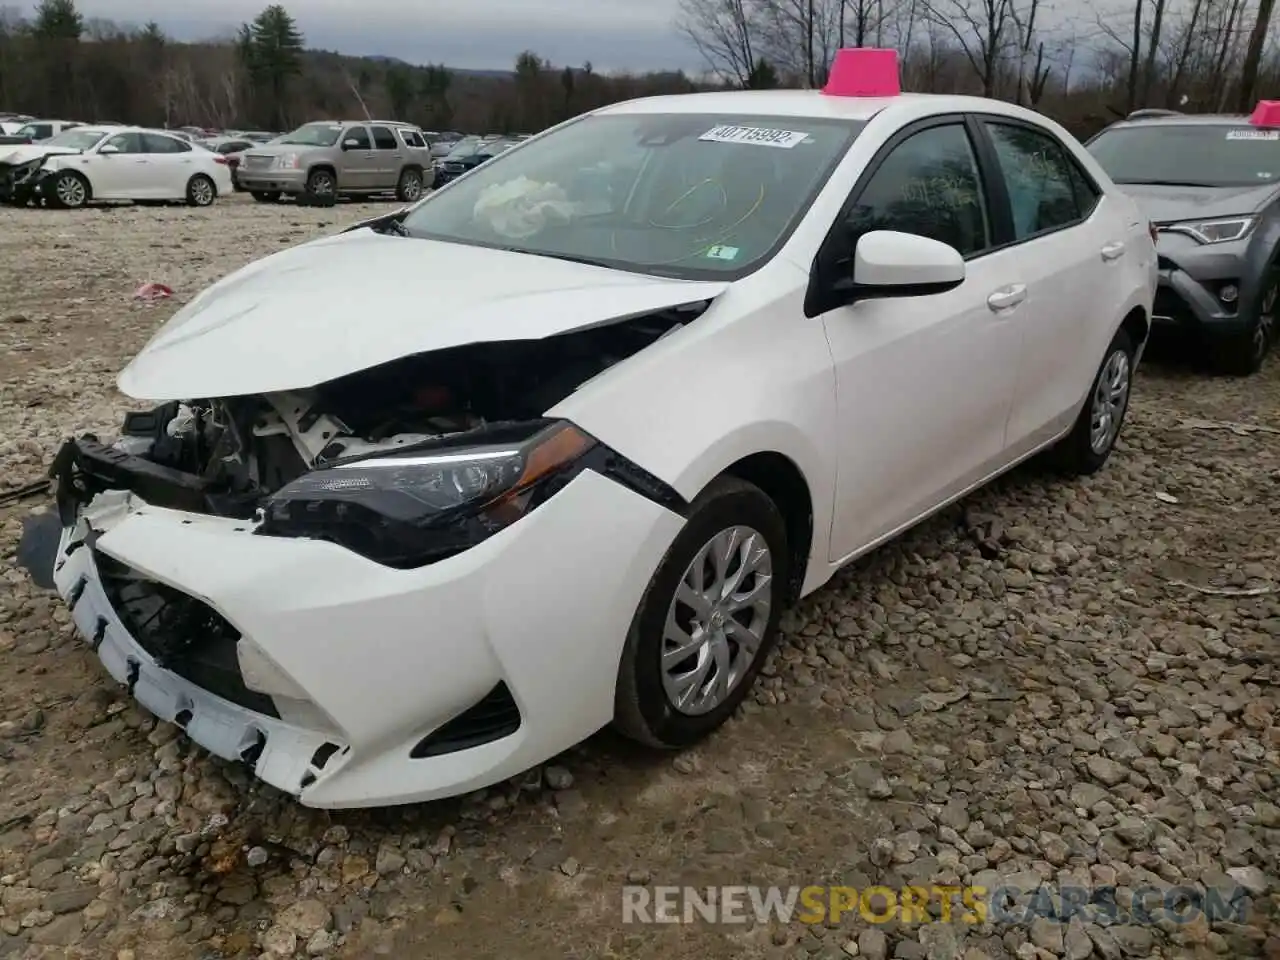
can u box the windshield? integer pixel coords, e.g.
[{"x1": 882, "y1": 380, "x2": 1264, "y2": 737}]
[
  {"x1": 402, "y1": 112, "x2": 861, "y2": 280},
  {"x1": 444, "y1": 141, "x2": 486, "y2": 159},
  {"x1": 279, "y1": 123, "x2": 342, "y2": 147},
  {"x1": 42, "y1": 128, "x2": 108, "y2": 151},
  {"x1": 1089, "y1": 124, "x2": 1280, "y2": 187}
]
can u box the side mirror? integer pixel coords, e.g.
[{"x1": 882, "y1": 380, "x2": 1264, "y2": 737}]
[
  {"x1": 98, "y1": 144, "x2": 119, "y2": 155},
  {"x1": 342, "y1": 138, "x2": 359, "y2": 150},
  {"x1": 851, "y1": 230, "x2": 965, "y2": 297}
]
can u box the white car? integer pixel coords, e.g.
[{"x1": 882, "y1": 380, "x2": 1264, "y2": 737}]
[
  {"x1": 0, "y1": 125, "x2": 233, "y2": 208},
  {"x1": 46, "y1": 51, "x2": 1155, "y2": 808}
]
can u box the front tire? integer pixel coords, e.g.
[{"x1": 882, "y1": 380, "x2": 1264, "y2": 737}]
[
  {"x1": 48, "y1": 171, "x2": 89, "y2": 209},
  {"x1": 186, "y1": 174, "x2": 216, "y2": 207},
  {"x1": 614, "y1": 477, "x2": 788, "y2": 749},
  {"x1": 1210, "y1": 270, "x2": 1277, "y2": 376},
  {"x1": 1051, "y1": 326, "x2": 1135, "y2": 476},
  {"x1": 302, "y1": 168, "x2": 337, "y2": 207}
]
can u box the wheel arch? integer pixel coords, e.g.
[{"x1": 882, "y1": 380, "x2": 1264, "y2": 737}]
[
  {"x1": 695, "y1": 451, "x2": 816, "y2": 607},
  {"x1": 50, "y1": 166, "x2": 93, "y2": 200}
]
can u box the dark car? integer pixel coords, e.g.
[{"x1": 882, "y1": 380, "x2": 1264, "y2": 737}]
[
  {"x1": 201, "y1": 137, "x2": 257, "y2": 190},
  {"x1": 1087, "y1": 106, "x2": 1280, "y2": 374},
  {"x1": 433, "y1": 138, "x2": 516, "y2": 186}
]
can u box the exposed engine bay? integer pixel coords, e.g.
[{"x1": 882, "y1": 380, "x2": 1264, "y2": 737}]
[{"x1": 51, "y1": 307, "x2": 702, "y2": 524}]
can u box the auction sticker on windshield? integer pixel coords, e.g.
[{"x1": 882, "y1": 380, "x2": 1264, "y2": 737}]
[
  {"x1": 699, "y1": 125, "x2": 808, "y2": 148},
  {"x1": 1226, "y1": 129, "x2": 1280, "y2": 140}
]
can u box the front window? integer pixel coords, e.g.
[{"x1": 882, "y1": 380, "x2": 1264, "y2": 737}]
[
  {"x1": 1089, "y1": 123, "x2": 1280, "y2": 187},
  {"x1": 278, "y1": 122, "x2": 343, "y2": 147},
  {"x1": 42, "y1": 128, "x2": 109, "y2": 151},
  {"x1": 401, "y1": 112, "x2": 861, "y2": 279}
]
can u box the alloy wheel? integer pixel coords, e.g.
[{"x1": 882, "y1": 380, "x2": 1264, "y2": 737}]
[
  {"x1": 1089, "y1": 348, "x2": 1130, "y2": 454},
  {"x1": 191, "y1": 178, "x2": 213, "y2": 206},
  {"x1": 56, "y1": 175, "x2": 86, "y2": 208},
  {"x1": 661, "y1": 524, "x2": 773, "y2": 716}
]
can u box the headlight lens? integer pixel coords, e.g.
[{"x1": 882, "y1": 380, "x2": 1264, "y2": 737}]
[
  {"x1": 274, "y1": 153, "x2": 300, "y2": 169},
  {"x1": 257, "y1": 421, "x2": 596, "y2": 567},
  {"x1": 1165, "y1": 217, "x2": 1255, "y2": 244}
]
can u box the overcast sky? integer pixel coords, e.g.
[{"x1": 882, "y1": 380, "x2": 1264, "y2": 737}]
[{"x1": 54, "y1": 0, "x2": 700, "y2": 73}]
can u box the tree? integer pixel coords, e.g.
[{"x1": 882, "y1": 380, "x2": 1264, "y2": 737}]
[
  {"x1": 31, "y1": 0, "x2": 82, "y2": 116},
  {"x1": 31, "y1": 0, "x2": 81, "y2": 39},
  {"x1": 385, "y1": 64, "x2": 414, "y2": 120},
  {"x1": 420, "y1": 64, "x2": 452, "y2": 128},
  {"x1": 1237, "y1": 0, "x2": 1276, "y2": 111},
  {"x1": 746, "y1": 56, "x2": 780, "y2": 87},
  {"x1": 239, "y1": 4, "x2": 304, "y2": 129},
  {"x1": 676, "y1": 0, "x2": 761, "y2": 86},
  {"x1": 924, "y1": 0, "x2": 1019, "y2": 97}
]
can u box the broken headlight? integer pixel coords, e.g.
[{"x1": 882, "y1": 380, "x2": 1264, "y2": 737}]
[{"x1": 256, "y1": 420, "x2": 596, "y2": 567}]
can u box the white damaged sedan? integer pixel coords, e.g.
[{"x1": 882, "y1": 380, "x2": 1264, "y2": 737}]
[{"x1": 48, "y1": 52, "x2": 1156, "y2": 808}]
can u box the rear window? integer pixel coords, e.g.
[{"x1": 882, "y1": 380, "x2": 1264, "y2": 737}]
[{"x1": 1088, "y1": 123, "x2": 1280, "y2": 187}]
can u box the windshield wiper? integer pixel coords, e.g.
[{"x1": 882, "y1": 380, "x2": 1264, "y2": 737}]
[{"x1": 1114, "y1": 179, "x2": 1220, "y2": 188}]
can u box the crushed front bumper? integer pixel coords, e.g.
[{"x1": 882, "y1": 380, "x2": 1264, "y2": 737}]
[
  {"x1": 50, "y1": 460, "x2": 682, "y2": 808},
  {"x1": 0, "y1": 162, "x2": 45, "y2": 204}
]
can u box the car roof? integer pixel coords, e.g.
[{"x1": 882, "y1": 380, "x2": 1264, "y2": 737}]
[
  {"x1": 1109, "y1": 112, "x2": 1255, "y2": 128},
  {"x1": 594, "y1": 89, "x2": 1059, "y2": 125}
]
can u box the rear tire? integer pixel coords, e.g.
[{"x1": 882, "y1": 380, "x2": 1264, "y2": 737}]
[
  {"x1": 396, "y1": 167, "x2": 423, "y2": 203},
  {"x1": 613, "y1": 477, "x2": 788, "y2": 749},
  {"x1": 185, "y1": 174, "x2": 216, "y2": 207},
  {"x1": 1051, "y1": 326, "x2": 1135, "y2": 476},
  {"x1": 1209, "y1": 270, "x2": 1277, "y2": 376}
]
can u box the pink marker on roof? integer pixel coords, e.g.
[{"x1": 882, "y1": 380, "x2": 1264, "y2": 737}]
[
  {"x1": 1249, "y1": 100, "x2": 1280, "y2": 127},
  {"x1": 822, "y1": 48, "x2": 901, "y2": 98}
]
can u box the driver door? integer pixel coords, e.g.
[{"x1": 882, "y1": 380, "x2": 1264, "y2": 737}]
[
  {"x1": 816, "y1": 118, "x2": 1025, "y2": 561},
  {"x1": 338, "y1": 125, "x2": 375, "y2": 190},
  {"x1": 88, "y1": 132, "x2": 147, "y2": 198}
]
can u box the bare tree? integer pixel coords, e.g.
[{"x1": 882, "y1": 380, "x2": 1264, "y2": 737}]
[
  {"x1": 676, "y1": 0, "x2": 760, "y2": 86},
  {"x1": 923, "y1": 0, "x2": 1018, "y2": 96},
  {"x1": 1139, "y1": 0, "x2": 1169, "y2": 106},
  {"x1": 1237, "y1": 0, "x2": 1276, "y2": 109}
]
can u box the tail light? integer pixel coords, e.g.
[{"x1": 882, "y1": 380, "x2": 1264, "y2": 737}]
[
  {"x1": 213, "y1": 155, "x2": 229, "y2": 165},
  {"x1": 1148, "y1": 222, "x2": 1159, "y2": 245}
]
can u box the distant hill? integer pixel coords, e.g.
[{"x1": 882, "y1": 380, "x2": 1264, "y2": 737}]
[{"x1": 357, "y1": 54, "x2": 513, "y2": 79}]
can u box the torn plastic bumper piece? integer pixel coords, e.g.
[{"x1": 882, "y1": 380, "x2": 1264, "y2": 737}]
[{"x1": 53, "y1": 529, "x2": 345, "y2": 795}]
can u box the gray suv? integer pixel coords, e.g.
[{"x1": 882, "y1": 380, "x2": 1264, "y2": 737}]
[
  {"x1": 1087, "y1": 109, "x2": 1280, "y2": 374},
  {"x1": 237, "y1": 120, "x2": 435, "y2": 205}
]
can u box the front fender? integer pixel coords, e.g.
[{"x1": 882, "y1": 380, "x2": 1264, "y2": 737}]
[{"x1": 548, "y1": 271, "x2": 840, "y2": 594}]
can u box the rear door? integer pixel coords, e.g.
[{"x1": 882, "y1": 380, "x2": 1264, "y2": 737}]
[
  {"x1": 973, "y1": 117, "x2": 1114, "y2": 450},
  {"x1": 141, "y1": 132, "x2": 196, "y2": 198},
  {"x1": 369, "y1": 125, "x2": 403, "y2": 189}
]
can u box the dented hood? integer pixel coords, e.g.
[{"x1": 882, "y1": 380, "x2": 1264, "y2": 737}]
[
  {"x1": 118, "y1": 230, "x2": 729, "y2": 400},
  {"x1": 0, "y1": 144, "x2": 81, "y2": 165}
]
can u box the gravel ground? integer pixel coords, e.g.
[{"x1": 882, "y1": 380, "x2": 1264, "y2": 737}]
[{"x1": 0, "y1": 195, "x2": 1277, "y2": 960}]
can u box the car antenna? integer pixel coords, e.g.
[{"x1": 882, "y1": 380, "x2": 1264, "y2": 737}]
[{"x1": 341, "y1": 66, "x2": 374, "y2": 122}]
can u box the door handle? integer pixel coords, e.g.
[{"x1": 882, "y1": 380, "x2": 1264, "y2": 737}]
[
  {"x1": 1101, "y1": 242, "x2": 1126, "y2": 260},
  {"x1": 987, "y1": 284, "x2": 1027, "y2": 311}
]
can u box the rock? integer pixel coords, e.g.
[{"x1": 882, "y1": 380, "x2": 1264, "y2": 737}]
[
  {"x1": 544, "y1": 765, "x2": 573, "y2": 790},
  {"x1": 261, "y1": 925, "x2": 298, "y2": 955},
  {"x1": 278, "y1": 899, "x2": 332, "y2": 938},
  {"x1": 341, "y1": 855, "x2": 371, "y2": 884},
  {"x1": 859, "y1": 927, "x2": 888, "y2": 960},
  {"x1": 42, "y1": 886, "x2": 95, "y2": 915},
  {"x1": 375, "y1": 846, "x2": 405, "y2": 876},
  {"x1": 1086, "y1": 756, "x2": 1127, "y2": 786},
  {"x1": 246, "y1": 845, "x2": 269, "y2": 867},
  {"x1": 30, "y1": 914, "x2": 82, "y2": 945},
  {"x1": 1030, "y1": 916, "x2": 1064, "y2": 953},
  {"x1": 1226, "y1": 866, "x2": 1268, "y2": 896}
]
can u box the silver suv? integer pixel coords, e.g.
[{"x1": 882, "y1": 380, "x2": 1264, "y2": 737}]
[{"x1": 236, "y1": 120, "x2": 435, "y2": 205}]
